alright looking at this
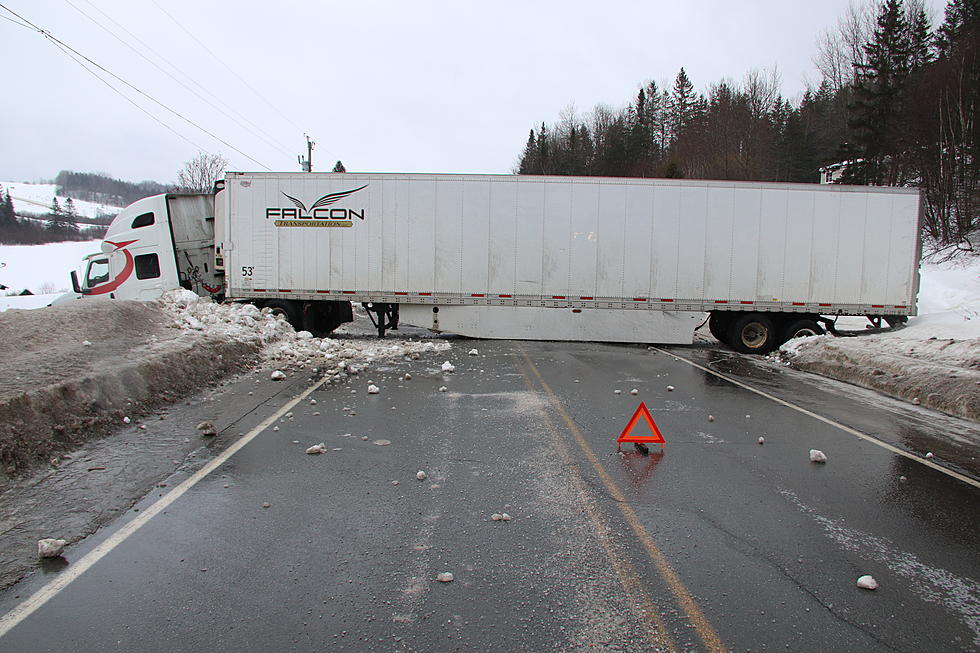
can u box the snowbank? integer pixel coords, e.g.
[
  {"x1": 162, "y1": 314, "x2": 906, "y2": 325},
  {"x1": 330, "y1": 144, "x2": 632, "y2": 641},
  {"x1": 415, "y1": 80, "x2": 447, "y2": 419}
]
[
  {"x1": 0, "y1": 291, "x2": 450, "y2": 475},
  {"x1": 777, "y1": 256, "x2": 980, "y2": 421}
]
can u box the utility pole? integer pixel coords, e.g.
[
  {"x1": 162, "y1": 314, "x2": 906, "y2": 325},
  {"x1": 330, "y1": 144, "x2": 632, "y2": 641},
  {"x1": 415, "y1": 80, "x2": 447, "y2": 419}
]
[{"x1": 298, "y1": 134, "x2": 315, "y2": 172}]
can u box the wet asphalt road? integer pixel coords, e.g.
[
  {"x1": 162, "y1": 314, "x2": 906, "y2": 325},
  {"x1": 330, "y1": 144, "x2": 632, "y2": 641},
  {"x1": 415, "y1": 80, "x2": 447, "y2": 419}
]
[{"x1": 0, "y1": 334, "x2": 978, "y2": 652}]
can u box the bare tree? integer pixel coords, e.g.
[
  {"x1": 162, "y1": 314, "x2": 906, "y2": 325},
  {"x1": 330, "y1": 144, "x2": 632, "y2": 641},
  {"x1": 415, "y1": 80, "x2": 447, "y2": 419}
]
[
  {"x1": 814, "y1": 0, "x2": 875, "y2": 91},
  {"x1": 177, "y1": 152, "x2": 228, "y2": 193}
]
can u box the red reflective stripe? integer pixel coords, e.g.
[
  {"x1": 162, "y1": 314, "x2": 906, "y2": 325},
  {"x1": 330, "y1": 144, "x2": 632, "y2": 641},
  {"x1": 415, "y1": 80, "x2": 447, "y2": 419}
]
[
  {"x1": 580, "y1": 296, "x2": 594, "y2": 300},
  {"x1": 552, "y1": 296, "x2": 566, "y2": 299},
  {"x1": 395, "y1": 292, "x2": 408, "y2": 296},
  {"x1": 818, "y1": 303, "x2": 832, "y2": 307},
  {"x1": 715, "y1": 300, "x2": 728, "y2": 304},
  {"x1": 740, "y1": 301, "x2": 753, "y2": 305},
  {"x1": 633, "y1": 298, "x2": 647, "y2": 302},
  {"x1": 419, "y1": 292, "x2": 432, "y2": 296},
  {"x1": 894, "y1": 305, "x2": 907, "y2": 309},
  {"x1": 498, "y1": 294, "x2": 512, "y2": 298},
  {"x1": 872, "y1": 304, "x2": 884, "y2": 308},
  {"x1": 471, "y1": 293, "x2": 485, "y2": 297},
  {"x1": 279, "y1": 289, "x2": 292, "y2": 293},
  {"x1": 316, "y1": 290, "x2": 330, "y2": 294},
  {"x1": 342, "y1": 291, "x2": 355, "y2": 294},
  {"x1": 792, "y1": 302, "x2": 805, "y2": 306},
  {"x1": 660, "y1": 299, "x2": 673, "y2": 303},
  {"x1": 254, "y1": 289, "x2": 267, "y2": 292}
]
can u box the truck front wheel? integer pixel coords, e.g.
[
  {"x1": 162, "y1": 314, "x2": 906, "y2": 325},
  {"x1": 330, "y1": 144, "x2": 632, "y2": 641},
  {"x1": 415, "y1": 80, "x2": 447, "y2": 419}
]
[{"x1": 728, "y1": 313, "x2": 777, "y2": 354}]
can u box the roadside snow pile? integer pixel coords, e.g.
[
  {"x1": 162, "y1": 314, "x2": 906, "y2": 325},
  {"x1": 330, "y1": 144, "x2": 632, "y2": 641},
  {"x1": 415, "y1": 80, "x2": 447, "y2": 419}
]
[
  {"x1": 157, "y1": 289, "x2": 451, "y2": 371},
  {"x1": 777, "y1": 256, "x2": 980, "y2": 421}
]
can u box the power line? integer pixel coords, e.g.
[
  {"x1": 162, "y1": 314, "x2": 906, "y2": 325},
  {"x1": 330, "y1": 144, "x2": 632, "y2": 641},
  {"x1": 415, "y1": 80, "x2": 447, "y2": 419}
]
[
  {"x1": 67, "y1": 0, "x2": 295, "y2": 158},
  {"x1": 148, "y1": 0, "x2": 306, "y2": 134},
  {"x1": 0, "y1": 2, "x2": 272, "y2": 170}
]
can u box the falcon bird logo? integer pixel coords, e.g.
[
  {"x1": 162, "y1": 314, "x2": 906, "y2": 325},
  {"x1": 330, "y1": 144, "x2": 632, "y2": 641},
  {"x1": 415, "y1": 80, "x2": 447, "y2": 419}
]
[{"x1": 281, "y1": 185, "x2": 368, "y2": 214}]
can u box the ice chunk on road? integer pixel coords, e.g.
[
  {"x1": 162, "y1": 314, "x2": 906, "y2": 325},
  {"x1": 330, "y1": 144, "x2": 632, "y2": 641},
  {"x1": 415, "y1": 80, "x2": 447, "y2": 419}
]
[
  {"x1": 856, "y1": 575, "x2": 878, "y2": 590},
  {"x1": 441, "y1": 361, "x2": 456, "y2": 373},
  {"x1": 271, "y1": 370, "x2": 286, "y2": 381},
  {"x1": 306, "y1": 443, "x2": 327, "y2": 455},
  {"x1": 491, "y1": 513, "x2": 503, "y2": 521},
  {"x1": 196, "y1": 421, "x2": 217, "y2": 436},
  {"x1": 374, "y1": 439, "x2": 391, "y2": 446},
  {"x1": 123, "y1": 416, "x2": 131, "y2": 424},
  {"x1": 416, "y1": 470, "x2": 427, "y2": 480},
  {"x1": 667, "y1": 385, "x2": 675, "y2": 392},
  {"x1": 758, "y1": 437, "x2": 765, "y2": 445},
  {"x1": 437, "y1": 572, "x2": 454, "y2": 583},
  {"x1": 37, "y1": 538, "x2": 67, "y2": 558},
  {"x1": 630, "y1": 389, "x2": 638, "y2": 395},
  {"x1": 925, "y1": 452, "x2": 935, "y2": 459},
  {"x1": 468, "y1": 349, "x2": 479, "y2": 356},
  {"x1": 809, "y1": 449, "x2": 827, "y2": 463},
  {"x1": 367, "y1": 384, "x2": 380, "y2": 394},
  {"x1": 439, "y1": 386, "x2": 447, "y2": 392}
]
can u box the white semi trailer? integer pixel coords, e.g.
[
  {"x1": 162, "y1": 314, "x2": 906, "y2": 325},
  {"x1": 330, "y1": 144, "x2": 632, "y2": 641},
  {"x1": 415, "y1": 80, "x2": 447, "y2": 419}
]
[{"x1": 68, "y1": 172, "x2": 921, "y2": 354}]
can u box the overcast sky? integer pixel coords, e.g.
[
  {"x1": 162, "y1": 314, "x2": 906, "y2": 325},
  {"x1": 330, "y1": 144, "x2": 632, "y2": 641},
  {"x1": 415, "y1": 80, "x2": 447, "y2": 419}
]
[{"x1": 0, "y1": 0, "x2": 948, "y2": 185}]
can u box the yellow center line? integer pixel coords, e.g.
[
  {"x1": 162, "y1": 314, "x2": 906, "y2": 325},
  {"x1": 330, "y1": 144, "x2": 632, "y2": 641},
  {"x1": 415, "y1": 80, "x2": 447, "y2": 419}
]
[
  {"x1": 520, "y1": 349, "x2": 727, "y2": 653},
  {"x1": 518, "y1": 363, "x2": 677, "y2": 653}
]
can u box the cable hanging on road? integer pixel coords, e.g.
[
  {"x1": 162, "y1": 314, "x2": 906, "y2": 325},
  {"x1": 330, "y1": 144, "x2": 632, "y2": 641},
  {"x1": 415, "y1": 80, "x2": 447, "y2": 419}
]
[{"x1": 0, "y1": 2, "x2": 273, "y2": 171}]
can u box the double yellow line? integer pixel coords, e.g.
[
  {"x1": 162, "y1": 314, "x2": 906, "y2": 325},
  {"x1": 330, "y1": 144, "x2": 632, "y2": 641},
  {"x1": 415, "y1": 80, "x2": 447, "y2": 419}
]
[{"x1": 519, "y1": 350, "x2": 726, "y2": 653}]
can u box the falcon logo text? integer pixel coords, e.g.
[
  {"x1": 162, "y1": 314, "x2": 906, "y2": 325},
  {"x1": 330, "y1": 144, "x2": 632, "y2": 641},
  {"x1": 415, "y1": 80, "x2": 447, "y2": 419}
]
[{"x1": 266, "y1": 185, "x2": 368, "y2": 227}]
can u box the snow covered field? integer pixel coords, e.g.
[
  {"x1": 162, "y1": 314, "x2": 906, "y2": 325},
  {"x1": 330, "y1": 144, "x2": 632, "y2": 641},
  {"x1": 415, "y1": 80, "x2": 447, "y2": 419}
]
[
  {"x1": 0, "y1": 240, "x2": 100, "y2": 308},
  {"x1": 0, "y1": 181, "x2": 122, "y2": 220}
]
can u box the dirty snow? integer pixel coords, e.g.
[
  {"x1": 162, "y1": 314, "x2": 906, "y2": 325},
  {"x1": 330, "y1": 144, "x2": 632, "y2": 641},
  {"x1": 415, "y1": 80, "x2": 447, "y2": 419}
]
[
  {"x1": 36, "y1": 538, "x2": 66, "y2": 558},
  {"x1": 776, "y1": 255, "x2": 980, "y2": 421}
]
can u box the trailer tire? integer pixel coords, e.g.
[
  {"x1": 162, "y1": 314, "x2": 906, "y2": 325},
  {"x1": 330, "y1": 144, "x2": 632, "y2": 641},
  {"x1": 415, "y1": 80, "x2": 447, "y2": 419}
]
[
  {"x1": 263, "y1": 299, "x2": 300, "y2": 330},
  {"x1": 781, "y1": 318, "x2": 824, "y2": 343},
  {"x1": 728, "y1": 313, "x2": 777, "y2": 354},
  {"x1": 708, "y1": 312, "x2": 732, "y2": 343}
]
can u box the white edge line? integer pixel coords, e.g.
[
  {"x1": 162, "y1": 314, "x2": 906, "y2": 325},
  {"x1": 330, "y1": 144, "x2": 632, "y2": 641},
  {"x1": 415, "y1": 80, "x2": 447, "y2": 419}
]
[
  {"x1": 0, "y1": 375, "x2": 330, "y2": 639},
  {"x1": 652, "y1": 347, "x2": 980, "y2": 490}
]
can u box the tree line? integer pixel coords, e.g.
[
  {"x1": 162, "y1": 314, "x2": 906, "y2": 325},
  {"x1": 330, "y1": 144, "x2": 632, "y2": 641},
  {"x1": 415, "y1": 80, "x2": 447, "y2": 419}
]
[
  {"x1": 54, "y1": 170, "x2": 169, "y2": 207},
  {"x1": 516, "y1": 0, "x2": 978, "y2": 254}
]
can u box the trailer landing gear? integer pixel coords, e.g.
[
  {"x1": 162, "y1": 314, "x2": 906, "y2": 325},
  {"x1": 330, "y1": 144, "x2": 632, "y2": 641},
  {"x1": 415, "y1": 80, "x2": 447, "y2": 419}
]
[{"x1": 363, "y1": 303, "x2": 399, "y2": 338}]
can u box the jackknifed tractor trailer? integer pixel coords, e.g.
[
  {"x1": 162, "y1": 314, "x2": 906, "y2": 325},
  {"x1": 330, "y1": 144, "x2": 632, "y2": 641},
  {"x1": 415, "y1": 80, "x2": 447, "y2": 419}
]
[{"x1": 67, "y1": 172, "x2": 922, "y2": 354}]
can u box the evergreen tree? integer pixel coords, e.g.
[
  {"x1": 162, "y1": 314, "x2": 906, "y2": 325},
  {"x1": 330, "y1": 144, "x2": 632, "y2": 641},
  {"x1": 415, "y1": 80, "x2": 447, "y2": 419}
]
[
  {"x1": 0, "y1": 190, "x2": 14, "y2": 226},
  {"x1": 518, "y1": 129, "x2": 538, "y2": 174},
  {"x1": 843, "y1": 0, "x2": 912, "y2": 185},
  {"x1": 670, "y1": 68, "x2": 696, "y2": 138}
]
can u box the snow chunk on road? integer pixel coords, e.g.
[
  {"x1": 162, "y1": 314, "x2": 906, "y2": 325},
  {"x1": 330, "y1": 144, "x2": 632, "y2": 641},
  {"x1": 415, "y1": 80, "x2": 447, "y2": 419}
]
[
  {"x1": 367, "y1": 384, "x2": 380, "y2": 394},
  {"x1": 441, "y1": 361, "x2": 455, "y2": 373},
  {"x1": 416, "y1": 470, "x2": 427, "y2": 480},
  {"x1": 270, "y1": 370, "x2": 286, "y2": 381},
  {"x1": 856, "y1": 575, "x2": 879, "y2": 590},
  {"x1": 468, "y1": 348, "x2": 479, "y2": 356},
  {"x1": 437, "y1": 572, "x2": 454, "y2": 582},
  {"x1": 37, "y1": 538, "x2": 66, "y2": 558},
  {"x1": 305, "y1": 443, "x2": 327, "y2": 455},
  {"x1": 374, "y1": 439, "x2": 391, "y2": 446},
  {"x1": 809, "y1": 449, "x2": 827, "y2": 463},
  {"x1": 196, "y1": 421, "x2": 217, "y2": 436}
]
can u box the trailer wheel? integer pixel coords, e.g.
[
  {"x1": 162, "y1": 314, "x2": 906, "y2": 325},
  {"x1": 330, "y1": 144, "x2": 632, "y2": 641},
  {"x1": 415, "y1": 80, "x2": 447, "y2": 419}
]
[
  {"x1": 781, "y1": 318, "x2": 824, "y2": 343},
  {"x1": 708, "y1": 312, "x2": 732, "y2": 343},
  {"x1": 263, "y1": 299, "x2": 300, "y2": 330},
  {"x1": 728, "y1": 313, "x2": 777, "y2": 354}
]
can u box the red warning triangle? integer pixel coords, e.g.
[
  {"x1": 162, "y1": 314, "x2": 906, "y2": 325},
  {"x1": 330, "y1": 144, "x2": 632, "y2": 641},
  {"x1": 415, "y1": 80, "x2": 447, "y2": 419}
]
[{"x1": 617, "y1": 402, "x2": 665, "y2": 446}]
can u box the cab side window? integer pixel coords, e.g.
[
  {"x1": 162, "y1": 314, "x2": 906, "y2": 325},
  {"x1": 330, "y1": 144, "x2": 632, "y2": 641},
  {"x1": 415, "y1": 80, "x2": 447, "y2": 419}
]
[
  {"x1": 132, "y1": 212, "x2": 155, "y2": 229},
  {"x1": 135, "y1": 253, "x2": 160, "y2": 279}
]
